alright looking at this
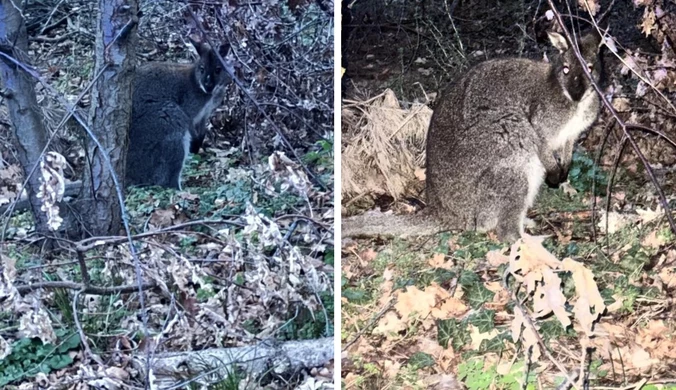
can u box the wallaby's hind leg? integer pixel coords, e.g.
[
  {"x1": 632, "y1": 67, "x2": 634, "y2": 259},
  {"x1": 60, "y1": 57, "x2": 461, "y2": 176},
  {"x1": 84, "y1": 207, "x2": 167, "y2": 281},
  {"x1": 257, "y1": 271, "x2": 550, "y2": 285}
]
[
  {"x1": 495, "y1": 197, "x2": 526, "y2": 243},
  {"x1": 127, "y1": 103, "x2": 191, "y2": 190},
  {"x1": 486, "y1": 177, "x2": 527, "y2": 243},
  {"x1": 477, "y1": 157, "x2": 545, "y2": 242},
  {"x1": 155, "y1": 115, "x2": 191, "y2": 190},
  {"x1": 157, "y1": 133, "x2": 189, "y2": 190}
]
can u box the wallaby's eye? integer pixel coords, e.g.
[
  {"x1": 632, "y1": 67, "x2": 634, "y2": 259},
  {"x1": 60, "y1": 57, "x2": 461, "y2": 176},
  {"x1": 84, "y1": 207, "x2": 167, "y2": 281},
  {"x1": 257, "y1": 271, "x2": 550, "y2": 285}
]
[
  {"x1": 587, "y1": 63, "x2": 594, "y2": 71},
  {"x1": 215, "y1": 67, "x2": 221, "y2": 74},
  {"x1": 563, "y1": 65, "x2": 570, "y2": 75},
  {"x1": 199, "y1": 65, "x2": 205, "y2": 72}
]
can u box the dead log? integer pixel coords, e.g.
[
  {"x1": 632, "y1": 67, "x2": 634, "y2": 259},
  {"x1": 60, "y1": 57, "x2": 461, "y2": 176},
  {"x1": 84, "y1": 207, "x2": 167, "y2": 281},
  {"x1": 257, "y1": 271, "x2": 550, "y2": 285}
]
[{"x1": 132, "y1": 337, "x2": 334, "y2": 387}]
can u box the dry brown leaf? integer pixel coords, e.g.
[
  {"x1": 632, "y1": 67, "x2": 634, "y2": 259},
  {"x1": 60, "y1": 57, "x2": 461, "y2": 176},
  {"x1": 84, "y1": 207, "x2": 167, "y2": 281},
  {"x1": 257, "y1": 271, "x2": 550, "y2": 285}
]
[
  {"x1": 666, "y1": 249, "x2": 676, "y2": 265},
  {"x1": 383, "y1": 268, "x2": 394, "y2": 281},
  {"x1": 636, "y1": 320, "x2": 676, "y2": 360},
  {"x1": 629, "y1": 347, "x2": 659, "y2": 371},
  {"x1": 374, "y1": 311, "x2": 406, "y2": 335},
  {"x1": 641, "y1": 9, "x2": 656, "y2": 36},
  {"x1": 606, "y1": 294, "x2": 625, "y2": 313},
  {"x1": 590, "y1": 321, "x2": 663, "y2": 374},
  {"x1": 612, "y1": 97, "x2": 631, "y2": 112},
  {"x1": 428, "y1": 253, "x2": 449, "y2": 268},
  {"x1": 579, "y1": 0, "x2": 599, "y2": 15},
  {"x1": 359, "y1": 248, "x2": 378, "y2": 263},
  {"x1": 383, "y1": 360, "x2": 402, "y2": 378},
  {"x1": 642, "y1": 229, "x2": 666, "y2": 248},
  {"x1": 423, "y1": 374, "x2": 462, "y2": 390},
  {"x1": 637, "y1": 320, "x2": 668, "y2": 348},
  {"x1": 510, "y1": 235, "x2": 562, "y2": 277},
  {"x1": 637, "y1": 205, "x2": 663, "y2": 225},
  {"x1": 596, "y1": 322, "x2": 627, "y2": 340},
  {"x1": 149, "y1": 208, "x2": 176, "y2": 228},
  {"x1": 431, "y1": 297, "x2": 468, "y2": 319},
  {"x1": 394, "y1": 283, "x2": 465, "y2": 330},
  {"x1": 343, "y1": 264, "x2": 354, "y2": 279},
  {"x1": 597, "y1": 211, "x2": 638, "y2": 234},
  {"x1": 496, "y1": 360, "x2": 515, "y2": 375},
  {"x1": 511, "y1": 306, "x2": 541, "y2": 361},
  {"x1": 510, "y1": 236, "x2": 573, "y2": 329},
  {"x1": 343, "y1": 373, "x2": 360, "y2": 389},
  {"x1": 486, "y1": 248, "x2": 510, "y2": 267},
  {"x1": 378, "y1": 285, "x2": 394, "y2": 307},
  {"x1": 563, "y1": 258, "x2": 606, "y2": 336},
  {"x1": 468, "y1": 324, "x2": 499, "y2": 350},
  {"x1": 595, "y1": 344, "x2": 658, "y2": 375},
  {"x1": 658, "y1": 267, "x2": 676, "y2": 289},
  {"x1": 416, "y1": 337, "x2": 456, "y2": 371},
  {"x1": 426, "y1": 283, "x2": 452, "y2": 299},
  {"x1": 533, "y1": 269, "x2": 571, "y2": 327},
  {"x1": 484, "y1": 281, "x2": 510, "y2": 310},
  {"x1": 394, "y1": 285, "x2": 438, "y2": 319},
  {"x1": 348, "y1": 337, "x2": 376, "y2": 356}
]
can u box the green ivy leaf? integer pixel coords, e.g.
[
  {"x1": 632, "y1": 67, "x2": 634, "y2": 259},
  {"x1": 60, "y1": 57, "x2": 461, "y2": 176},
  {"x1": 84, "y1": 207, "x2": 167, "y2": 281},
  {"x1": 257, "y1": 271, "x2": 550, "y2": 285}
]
[
  {"x1": 468, "y1": 309, "x2": 495, "y2": 333},
  {"x1": 437, "y1": 318, "x2": 469, "y2": 350},
  {"x1": 407, "y1": 352, "x2": 435, "y2": 370}
]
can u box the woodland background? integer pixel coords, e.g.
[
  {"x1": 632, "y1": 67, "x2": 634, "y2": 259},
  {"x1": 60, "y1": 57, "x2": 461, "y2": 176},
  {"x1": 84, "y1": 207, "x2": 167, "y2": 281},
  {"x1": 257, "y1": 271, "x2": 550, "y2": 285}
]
[
  {"x1": 0, "y1": 0, "x2": 335, "y2": 388},
  {"x1": 341, "y1": 0, "x2": 676, "y2": 388}
]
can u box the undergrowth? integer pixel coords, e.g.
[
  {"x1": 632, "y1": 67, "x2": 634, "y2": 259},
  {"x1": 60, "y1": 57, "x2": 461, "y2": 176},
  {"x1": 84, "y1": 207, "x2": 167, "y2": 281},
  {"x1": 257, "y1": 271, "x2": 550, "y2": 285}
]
[{"x1": 1, "y1": 139, "x2": 334, "y2": 387}]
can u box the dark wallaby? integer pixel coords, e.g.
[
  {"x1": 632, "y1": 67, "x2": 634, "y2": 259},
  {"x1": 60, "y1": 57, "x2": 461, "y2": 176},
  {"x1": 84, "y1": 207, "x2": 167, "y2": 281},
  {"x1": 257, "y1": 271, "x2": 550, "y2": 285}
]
[
  {"x1": 126, "y1": 36, "x2": 231, "y2": 189},
  {"x1": 343, "y1": 31, "x2": 603, "y2": 242}
]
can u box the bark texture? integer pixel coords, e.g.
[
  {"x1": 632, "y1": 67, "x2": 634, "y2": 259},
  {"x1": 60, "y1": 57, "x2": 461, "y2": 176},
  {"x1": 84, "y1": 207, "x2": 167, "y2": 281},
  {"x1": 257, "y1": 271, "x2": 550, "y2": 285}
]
[
  {"x1": 0, "y1": 0, "x2": 51, "y2": 235},
  {"x1": 80, "y1": 0, "x2": 138, "y2": 236}
]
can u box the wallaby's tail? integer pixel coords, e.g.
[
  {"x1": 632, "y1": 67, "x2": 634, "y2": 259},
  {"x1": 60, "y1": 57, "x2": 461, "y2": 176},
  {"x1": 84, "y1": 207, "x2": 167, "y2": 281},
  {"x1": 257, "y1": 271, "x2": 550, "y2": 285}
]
[{"x1": 341, "y1": 210, "x2": 442, "y2": 238}]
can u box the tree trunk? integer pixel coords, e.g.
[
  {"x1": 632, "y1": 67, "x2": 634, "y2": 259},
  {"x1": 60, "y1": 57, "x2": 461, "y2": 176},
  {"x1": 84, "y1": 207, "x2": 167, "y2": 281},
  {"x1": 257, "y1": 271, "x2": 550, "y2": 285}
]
[
  {"x1": 79, "y1": 0, "x2": 138, "y2": 236},
  {"x1": 0, "y1": 0, "x2": 51, "y2": 235}
]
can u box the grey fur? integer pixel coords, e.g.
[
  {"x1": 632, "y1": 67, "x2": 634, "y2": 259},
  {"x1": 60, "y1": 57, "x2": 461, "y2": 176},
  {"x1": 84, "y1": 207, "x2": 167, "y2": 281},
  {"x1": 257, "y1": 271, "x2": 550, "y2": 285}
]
[
  {"x1": 344, "y1": 31, "x2": 602, "y2": 242},
  {"x1": 126, "y1": 37, "x2": 231, "y2": 189}
]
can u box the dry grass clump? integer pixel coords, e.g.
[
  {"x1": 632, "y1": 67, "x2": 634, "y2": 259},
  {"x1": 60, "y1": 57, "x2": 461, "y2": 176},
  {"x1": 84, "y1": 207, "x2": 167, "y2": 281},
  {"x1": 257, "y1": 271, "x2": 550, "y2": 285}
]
[{"x1": 341, "y1": 89, "x2": 432, "y2": 204}]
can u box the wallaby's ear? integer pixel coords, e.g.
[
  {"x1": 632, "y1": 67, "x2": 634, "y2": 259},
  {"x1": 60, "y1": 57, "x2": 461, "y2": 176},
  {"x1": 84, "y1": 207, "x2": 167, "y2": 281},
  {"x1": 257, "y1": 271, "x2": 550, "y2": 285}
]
[
  {"x1": 188, "y1": 34, "x2": 202, "y2": 50},
  {"x1": 188, "y1": 34, "x2": 211, "y2": 57},
  {"x1": 218, "y1": 42, "x2": 230, "y2": 58},
  {"x1": 547, "y1": 31, "x2": 569, "y2": 52}
]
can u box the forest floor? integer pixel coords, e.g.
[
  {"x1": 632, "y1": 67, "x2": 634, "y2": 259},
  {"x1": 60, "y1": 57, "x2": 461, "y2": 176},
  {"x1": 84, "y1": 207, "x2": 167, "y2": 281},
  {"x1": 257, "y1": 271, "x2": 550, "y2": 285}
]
[
  {"x1": 0, "y1": 1, "x2": 334, "y2": 389},
  {"x1": 341, "y1": 0, "x2": 676, "y2": 389}
]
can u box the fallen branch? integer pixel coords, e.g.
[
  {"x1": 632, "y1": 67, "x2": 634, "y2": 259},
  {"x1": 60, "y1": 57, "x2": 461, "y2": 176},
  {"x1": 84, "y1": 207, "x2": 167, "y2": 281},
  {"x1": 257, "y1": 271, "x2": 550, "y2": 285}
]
[
  {"x1": 133, "y1": 337, "x2": 334, "y2": 388},
  {"x1": 0, "y1": 180, "x2": 82, "y2": 216}
]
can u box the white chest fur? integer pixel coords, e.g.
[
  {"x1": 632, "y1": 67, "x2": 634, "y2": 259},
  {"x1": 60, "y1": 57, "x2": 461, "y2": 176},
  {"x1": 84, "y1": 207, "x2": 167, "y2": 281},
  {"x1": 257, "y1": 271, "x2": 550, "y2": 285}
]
[
  {"x1": 193, "y1": 85, "x2": 226, "y2": 128},
  {"x1": 550, "y1": 89, "x2": 599, "y2": 150}
]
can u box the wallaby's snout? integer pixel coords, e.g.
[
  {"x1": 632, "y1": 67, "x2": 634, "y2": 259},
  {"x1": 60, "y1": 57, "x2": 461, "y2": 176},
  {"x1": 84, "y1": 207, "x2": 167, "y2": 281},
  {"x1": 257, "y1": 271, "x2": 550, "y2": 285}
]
[{"x1": 544, "y1": 160, "x2": 570, "y2": 188}]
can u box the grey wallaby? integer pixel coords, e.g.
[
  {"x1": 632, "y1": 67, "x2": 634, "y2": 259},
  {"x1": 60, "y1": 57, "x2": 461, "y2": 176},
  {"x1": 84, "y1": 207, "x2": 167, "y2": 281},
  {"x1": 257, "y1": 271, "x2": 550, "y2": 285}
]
[
  {"x1": 126, "y1": 36, "x2": 231, "y2": 189},
  {"x1": 343, "y1": 31, "x2": 603, "y2": 242}
]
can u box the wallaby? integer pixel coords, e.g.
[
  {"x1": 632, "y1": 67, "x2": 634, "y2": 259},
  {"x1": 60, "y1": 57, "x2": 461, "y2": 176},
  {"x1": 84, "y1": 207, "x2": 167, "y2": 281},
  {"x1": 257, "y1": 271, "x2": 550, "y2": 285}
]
[
  {"x1": 343, "y1": 31, "x2": 603, "y2": 242},
  {"x1": 126, "y1": 36, "x2": 231, "y2": 189}
]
